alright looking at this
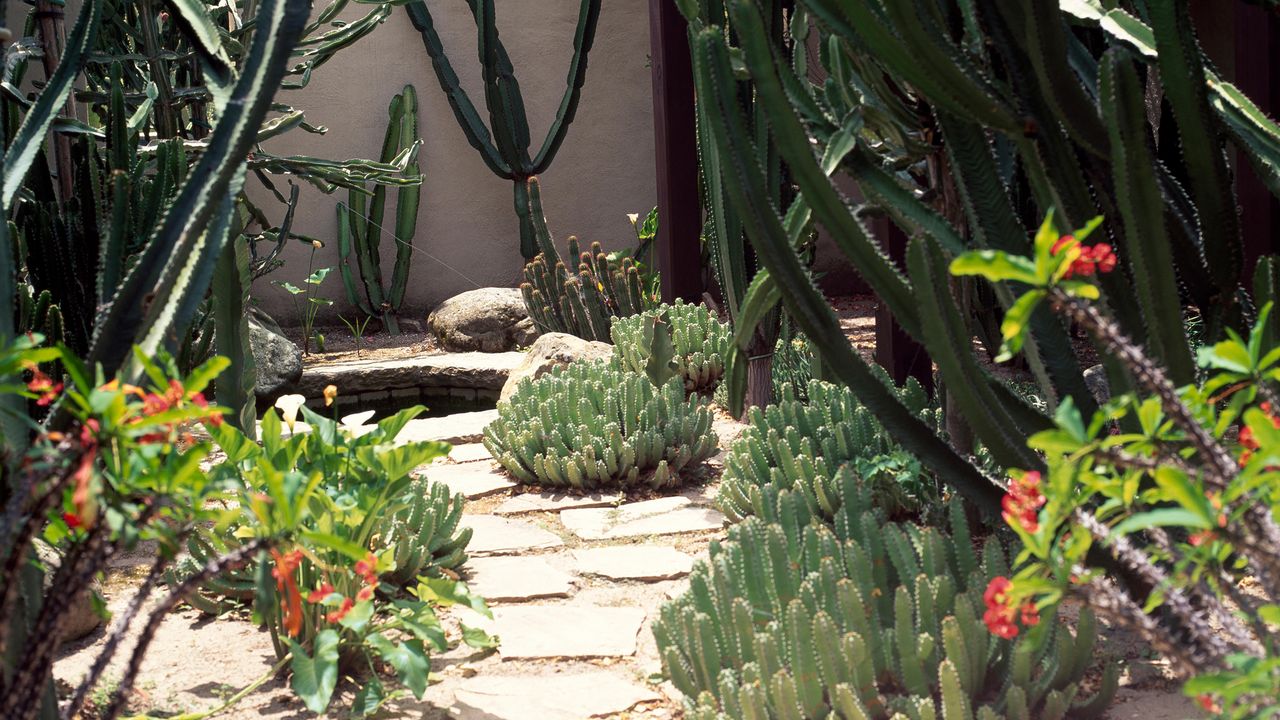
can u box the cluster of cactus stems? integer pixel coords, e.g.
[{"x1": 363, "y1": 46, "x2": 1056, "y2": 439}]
[
  {"x1": 520, "y1": 178, "x2": 652, "y2": 341},
  {"x1": 718, "y1": 378, "x2": 941, "y2": 524},
  {"x1": 404, "y1": 0, "x2": 601, "y2": 259},
  {"x1": 337, "y1": 84, "x2": 422, "y2": 335},
  {"x1": 654, "y1": 477, "x2": 1116, "y2": 720},
  {"x1": 483, "y1": 359, "x2": 718, "y2": 490},
  {"x1": 612, "y1": 300, "x2": 731, "y2": 395}
]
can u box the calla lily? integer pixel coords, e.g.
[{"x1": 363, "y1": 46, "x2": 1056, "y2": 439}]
[
  {"x1": 627, "y1": 213, "x2": 639, "y2": 226},
  {"x1": 274, "y1": 394, "x2": 307, "y2": 432},
  {"x1": 340, "y1": 410, "x2": 376, "y2": 432}
]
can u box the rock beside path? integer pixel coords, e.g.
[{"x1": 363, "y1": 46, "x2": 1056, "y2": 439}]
[
  {"x1": 500, "y1": 332, "x2": 613, "y2": 401},
  {"x1": 428, "y1": 287, "x2": 538, "y2": 352}
]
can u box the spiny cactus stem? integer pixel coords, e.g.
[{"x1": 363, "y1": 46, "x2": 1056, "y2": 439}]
[{"x1": 1077, "y1": 574, "x2": 1200, "y2": 678}]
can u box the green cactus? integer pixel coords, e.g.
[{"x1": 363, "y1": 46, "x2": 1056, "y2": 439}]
[
  {"x1": 404, "y1": 0, "x2": 601, "y2": 259},
  {"x1": 652, "y1": 489, "x2": 1118, "y2": 720},
  {"x1": 519, "y1": 178, "x2": 653, "y2": 341},
  {"x1": 483, "y1": 358, "x2": 718, "y2": 490},
  {"x1": 378, "y1": 479, "x2": 471, "y2": 585},
  {"x1": 612, "y1": 301, "x2": 730, "y2": 395},
  {"x1": 338, "y1": 85, "x2": 423, "y2": 335}
]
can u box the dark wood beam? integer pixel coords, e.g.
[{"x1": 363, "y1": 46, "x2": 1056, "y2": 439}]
[
  {"x1": 1235, "y1": 2, "x2": 1280, "y2": 280},
  {"x1": 648, "y1": 0, "x2": 702, "y2": 303},
  {"x1": 875, "y1": 219, "x2": 933, "y2": 391}
]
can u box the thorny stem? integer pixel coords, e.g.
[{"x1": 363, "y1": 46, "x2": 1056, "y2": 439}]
[{"x1": 1078, "y1": 575, "x2": 1200, "y2": 678}]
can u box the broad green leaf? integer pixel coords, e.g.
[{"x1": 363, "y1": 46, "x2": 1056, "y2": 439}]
[
  {"x1": 949, "y1": 251, "x2": 1038, "y2": 285},
  {"x1": 997, "y1": 290, "x2": 1046, "y2": 361},
  {"x1": 461, "y1": 623, "x2": 499, "y2": 649},
  {"x1": 338, "y1": 599, "x2": 375, "y2": 634},
  {"x1": 367, "y1": 634, "x2": 430, "y2": 699},
  {"x1": 1111, "y1": 508, "x2": 1211, "y2": 536},
  {"x1": 289, "y1": 629, "x2": 339, "y2": 714}
]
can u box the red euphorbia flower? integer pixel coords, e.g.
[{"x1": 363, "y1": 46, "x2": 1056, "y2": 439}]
[
  {"x1": 270, "y1": 549, "x2": 305, "y2": 638},
  {"x1": 1002, "y1": 470, "x2": 1046, "y2": 533},
  {"x1": 25, "y1": 363, "x2": 63, "y2": 406},
  {"x1": 983, "y1": 577, "x2": 1021, "y2": 640},
  {"x1": 356, "y1": 583, "x2": 377, "y2": 603},
  {"x1": 354, "y1": 553, "x2": 378, "y2": 585},
  {"x1": 1197, "y1": 694, "x2": 1221, "y2": 713},
  {"x1": 307, "y1": 583, "x2": 335, "y2": 603},
  {"x1": 326, "y1": 597, "x2": 354, "y2": 624},
  {"x1": 1051, "y1": 235, "x2": 1118, "y2": 279}
]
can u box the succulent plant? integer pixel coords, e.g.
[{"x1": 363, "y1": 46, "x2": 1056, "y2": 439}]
[
  {"x1": 483, "y1": 358, "x2": 718, "y2": 490},
  {"x1": 378, "y1": 479, "x2": 471, "y2": 585},
  {"x1": 612, "y1": 300, "x2": 730, "y2": 395},
  {"x1": 718, "y1": 377, "x2": 943, "y2": 525},
  {"x1": 519, "y1": 178, "x2": 653, "y2": 341},
  {"x1": 653, "y1": 481, "x2": 1117, "y2": 719}
]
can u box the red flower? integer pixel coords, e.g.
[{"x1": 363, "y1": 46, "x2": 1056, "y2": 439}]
[
  {"x1": 326, "y1": 597, "x2": 354, "y2": 624},
  {"x1": 1189, "y1": 530, "x2": 1215, "y2": 547},
  {"x1": 189, "y1": 392, "x2": 224, "y2": 427},
  {"x1": 1019, "y1": 601, "x2": 1040, "y2": 627},
  {"x1": 983, "y1": 577, "x2": 1020, "y2": 639},
  {"x1": 1197, "y1": 694, "x2": 1221, "y2": 713},
  {"x1": 356, "y1": 583, "x2": 377, "y2": 603},
  {"x1": 62, "y1": 512, "x2": 82, "y2": 530},
  {"x1": 270, "y1": 549, "x2": 305, "y2": 638},
  {"x1": 354, "y1": 553, "x2": 378, "y2": 584},
  {"x1": 25, "y1": 364, "x2": 63, "y2": 406},
  {"x1": 1051, "y1": 235, "x2": 1118, "y2": 279},
  {"x1": 1002, "y1": 470, "x2": 1045, "y2": 534},
  {"x1": 306, "y1": 583, "x2": 335, "y2": 603},
  {"x1": 65, "y1": 420, "x2": 101, "y2": 529}
]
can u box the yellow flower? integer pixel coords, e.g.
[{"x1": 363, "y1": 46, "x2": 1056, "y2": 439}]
[{"x1": 323, "y1": 385, "x2": 338, "y2": 407}]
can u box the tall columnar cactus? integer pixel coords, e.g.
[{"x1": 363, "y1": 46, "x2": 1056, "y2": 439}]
[
  {"x1": 718, "y1": 377, "x2": 943, "y2": 525},
  {"x1": 483, "y1": 359, "x2": 719, "y2": 490},
  {"x1": 653, "y1": 485, "x2": 1118, "y2": 719},
  {"x1": 612, "y1": 300, "x2": 730, "y2": 395},
  {"x1": 404, "y1": 0, "x2": 601, "y2": 259},
  {"x1": 338, "y1": 85, "x2": 423, "y2": 335},
  {"x1": 679, "y1": 0, "x2": 1280, "y2": 514},
  {"x1": 520, "y1": 178, "x2": 652, "y2": 341}
]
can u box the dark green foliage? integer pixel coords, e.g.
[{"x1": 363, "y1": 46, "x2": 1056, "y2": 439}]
[
  {"x1": 653, "y1": 490, "x2": 1118, "y2": 719},
  {"x1": 483, "y1": 359, "x2": 718, "y2": 490},
  {"x1": 612, "y1": 301, "x2": 731, "y2": 395},
  {"x1": 520, "y1": 178, "x2": 652, "y2": 341}
]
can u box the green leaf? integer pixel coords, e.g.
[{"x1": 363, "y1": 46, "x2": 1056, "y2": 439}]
[
  {"x1": 338, "y1": 599, "x2": 376, "y2": 634},
  {"x1": 1151, "y1": 468, "x2": 1217, "y2": 528},
  {"x1": 997, "y1": 290, "x2": 1046, "y2": 361},
  {"x1": 415, "y1": 577, "x2": 491, "y2": 618},
  {"x1": 277, "y1": 281, "x2": 304, "y2": 295},
  {"x1": 949, "y1": 251, "x2": 1038, "y2": 285},
  {"x1": 289, "y1": 629, "x2": 339, "y2": 714},
  {"x1": 461, "y1": 623, "x2": 499, "y2": 649},
  {"x1": 367, "y1": 634, "x2": 431, "y2": 699},
  {"x1": 306, "y1": 267, "x2": 333, "y2": 284},
  {"x1": 1111, "y1": 508, "x2": 1211, "y2": 536}
]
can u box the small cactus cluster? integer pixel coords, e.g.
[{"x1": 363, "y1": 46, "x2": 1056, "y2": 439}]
[
  {"x1": 718, "y1": 377, "x2": 942, "y2": 524},
  {"x1": 377, "y1": 479, "x2": 471, "y2": 585},
  {"x1": 611, "y1": 300, "x2": 730, "y2": 395},
  {"x1": 483, "y1": 359, "x2": 719, "y2": 490},
  {"x1": 522, "y1": 235, "x2": 651, "y2": 342},
  {"x1": 653, "y1": 477, "x2": 1117, "y2": 720}
]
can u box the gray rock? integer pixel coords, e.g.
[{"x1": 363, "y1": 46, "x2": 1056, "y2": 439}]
[
  {"x1": 297, "y1": 352, "x2": 522, "y2": 397},
  {"x1": 1083, "y1": 363, "x2": 1111, "y2": 404},
  {"x1": 248, "y1": 309, "x2": 303, "y2": 402},
  {"x1": 500, "y1": 332, "x2": 613, "y2": 401},
  {"x1": 34, "y1": 540, "x2": 102, "y2": 642},
  {"x1": 428, "y1": 287, "x2": 537, "y2": 353}
]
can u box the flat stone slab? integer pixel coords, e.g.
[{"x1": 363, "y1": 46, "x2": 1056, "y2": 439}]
[
  {"x1": 493, "y1": 491, "x2": 620, "y2": 516},
  {"x1": 298, "y1": 352, "x2": 524, "y2": 396},
  {"x1": 573, "y1": 546, "x2": 695, "y2": 581},
  {"x1": 421, "y1": 462, "x2": 515, "y2": 499},
  {"x1": 560, "y1": 496, "x2": 725, "y2": 540},
  {"x1": 454, "y1": 671, "x2": 660, "y2": 720},
  {"x1": 446, "y1": 443, "x2": 493, "y2": 463},
  {"x1": 463, "y1": 557, "x2": 575, "y2": 602},
  {"x1": 476, "y1": 605, "x2": 645, "y2": 658},
  {"x1": 461, "y1": 515, "x2": 565, "y2": 555},
  {"x1": 394, "y1": 409, "x2": 498, "y2": 445}
]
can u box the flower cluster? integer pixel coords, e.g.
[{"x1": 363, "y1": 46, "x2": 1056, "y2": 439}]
[
  {"x1": 271, "y1": 548, "x2": 305, "y2": 638},
  {"x1": 1237, "y1": 401, "x2": 1279, "y2": 466},
  {"x1": 107, "y1": 378, "x2": 224, "y2": 444},
  {"x1": 1051, "y1": 235, "x2": 1117, "y2": 278},
  {"x1": 982, "y1": 576, "x2": 1039, "y2": 639},
  {"x1": 24, "y1": 362, "x2": 62, "y2": 406},
  {"x1": 305, "y1": 552, "x2": 381, "y2": 625},
  {"x1": 1002, "y1": 470, "x2": 1046, "y2": 533}
]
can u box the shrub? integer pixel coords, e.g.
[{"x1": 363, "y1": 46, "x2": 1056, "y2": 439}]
[
  {"x1": 612, "y1": 300, "x2": 730, "y2": 395},
  {"x1": 718, "y1": 377, "x2": 943, "y2": 524},
  {"x1": 653, "y1": 478, "x2": 1117, "y2": 719},
  {"x1": 483, "y1": 359, "x2": 719, "y2": 490}
]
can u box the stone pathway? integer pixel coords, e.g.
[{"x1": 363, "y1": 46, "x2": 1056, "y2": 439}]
[{"x1": 405, "y1": 420, "x2": 739, "y2": 719}]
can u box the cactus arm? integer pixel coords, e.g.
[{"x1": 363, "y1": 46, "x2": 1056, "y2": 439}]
[
  {"x1": 531, "y1": 0, "x2": 602, "y2": 171},
  {"x1": 87, "y1": 0, "x2": 310, "y2": 380},
  {"x1": 1213, "y1": 79, "x2": 1280, "y2": 197},
  {"x1": 725, "y1": 0, "x2": 921, "y2": 339},
  {"x1": 337, "y1": 203, "x2": 375, "y2": 317},
  {"x1": 1022, "y1": 0, "x2": 1108, "y2": 157},
  {"x1": 100, "y1": 69, "x2": 131, "y2": 305},
  {"x1": 689, "y1": 27, "x2": 1004, "y2": 513},
  {"x1": 1100, "y1": 49, "x2": 1197, "y2": 385},
  {"x1": 387, "y1": 92, "x2": 421, "y2": 316},
  {"x1": 1146, "y1": 0, "x2": 1241, "y2": 289},
  {"x1": 526, "y1": 177, "x2": 561, "y2": 266},
  {"x1": 363, "y1": 91, "x2": 404, "y2": 295},
  {"x1": 212, "y1": 235, "x2": 259, "y2": 438},
  {"x1": 472, "y1": 0, "x2": 532, "y2": 172},
  {"x1": 403, "y1": 0, "x2": 511, "y2": 178},
  {"x1": 2, "y1": 0, "x2": 100, "y2": 208}
]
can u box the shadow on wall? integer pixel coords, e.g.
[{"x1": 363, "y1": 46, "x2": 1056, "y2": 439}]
[{"x1": 251, "y1": 0, "x2": 658, "y2": 327}]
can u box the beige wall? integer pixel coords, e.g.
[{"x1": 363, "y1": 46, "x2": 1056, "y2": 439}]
[{"x1": 253, "y1": 1, "x2": 657, "y2": 326}]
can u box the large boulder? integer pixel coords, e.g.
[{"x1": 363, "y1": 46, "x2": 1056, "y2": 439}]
[
  {"x1": 249, "y1": 308, "x2": 303, "y2": 403},
  {"x1": 500, "y1": 332, "x2": 613, "y2": 401},
  {"x1": 428, "y1": 287, "x2": 538, "y2": 353},
  {"x1": 34, "y1": 540, "x2": 102, "y2": 643}
]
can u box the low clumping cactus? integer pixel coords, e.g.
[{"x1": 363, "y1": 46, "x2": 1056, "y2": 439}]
[
  {"x1": 653, "y1": 476, "x2": 1117, "y2": 720},
  {"x1": 378, "y1": 479, "x2": 471, "y2": 585},
  {"x1": 483, "y1": 359, "x2": 719, "y2": 490},
  {"x1": 718, "y1": 377, "x2": 943, "y2": 523},
  {"x1": 612, "y1": 300, "x2": 730, "y2": 394}
]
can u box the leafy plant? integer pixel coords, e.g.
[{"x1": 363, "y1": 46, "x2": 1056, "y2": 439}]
[
  {"x1": 653, "y1": 483, "x2": 1117, "y2": 719},
  {"x1": 403, "y1": 0, "x2": 601, "y2": 259},
  {"x1": 275, "y1": 243, "x2": 332, "y2": 355},
  {"x1": 483, "y1": 358, "x2": 718, "y2": 490},
  {"x1": 339, "y1": 315, "x2": 374, "y2": 359},
  {"x1": 337, "y1": 85, "x2": 423, "y2": 335},
  {"x1": 520, "y1": 178, "x2": 655, "y2": 341},
  {"x1": 612, "y1": 300, "x2": 730, "y2": 395}
]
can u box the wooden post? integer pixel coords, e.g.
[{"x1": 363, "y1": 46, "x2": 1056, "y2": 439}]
[
  {"x1": 649, "y1": 0, "x2": 702, "y2": 303},
  {"x1": 875, "y1": 220, "x2": 933, "y2": 391},
  {"x1": 1235, "y1": 4, "x2": 1280, "y2": 279}
]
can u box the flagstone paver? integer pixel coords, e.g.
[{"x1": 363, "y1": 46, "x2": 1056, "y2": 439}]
[
  {"x1": 460, "y1": 515, "x2": 565, "y2": 555},
  {"x1": 444, "y1": 443, "x2": 493, "y2": 463},
  {"x1": 423, "y1": 462, "x2": 516, "y2": 499},
  {"x1": 454, "y1": 671, "x2": 661, "y2": 720},
  {"x1": 493, "y1": 491, "x2": 620, "y2": 515},
  {"x1": 573, "y1": 546, "x2": 695, "y2": 581},
  {"x1": 394, "y1": 409, "x2": 498, "y2": 445},
  {"x1": 474, "y1": 605, "x2": 647, "y2": 658},
  {"x1": 463, "y1": 557, "x2": 575, "y2": 602},
  {"x1": 560, "y1": 496, "x2": 725, "y2": 540}
]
